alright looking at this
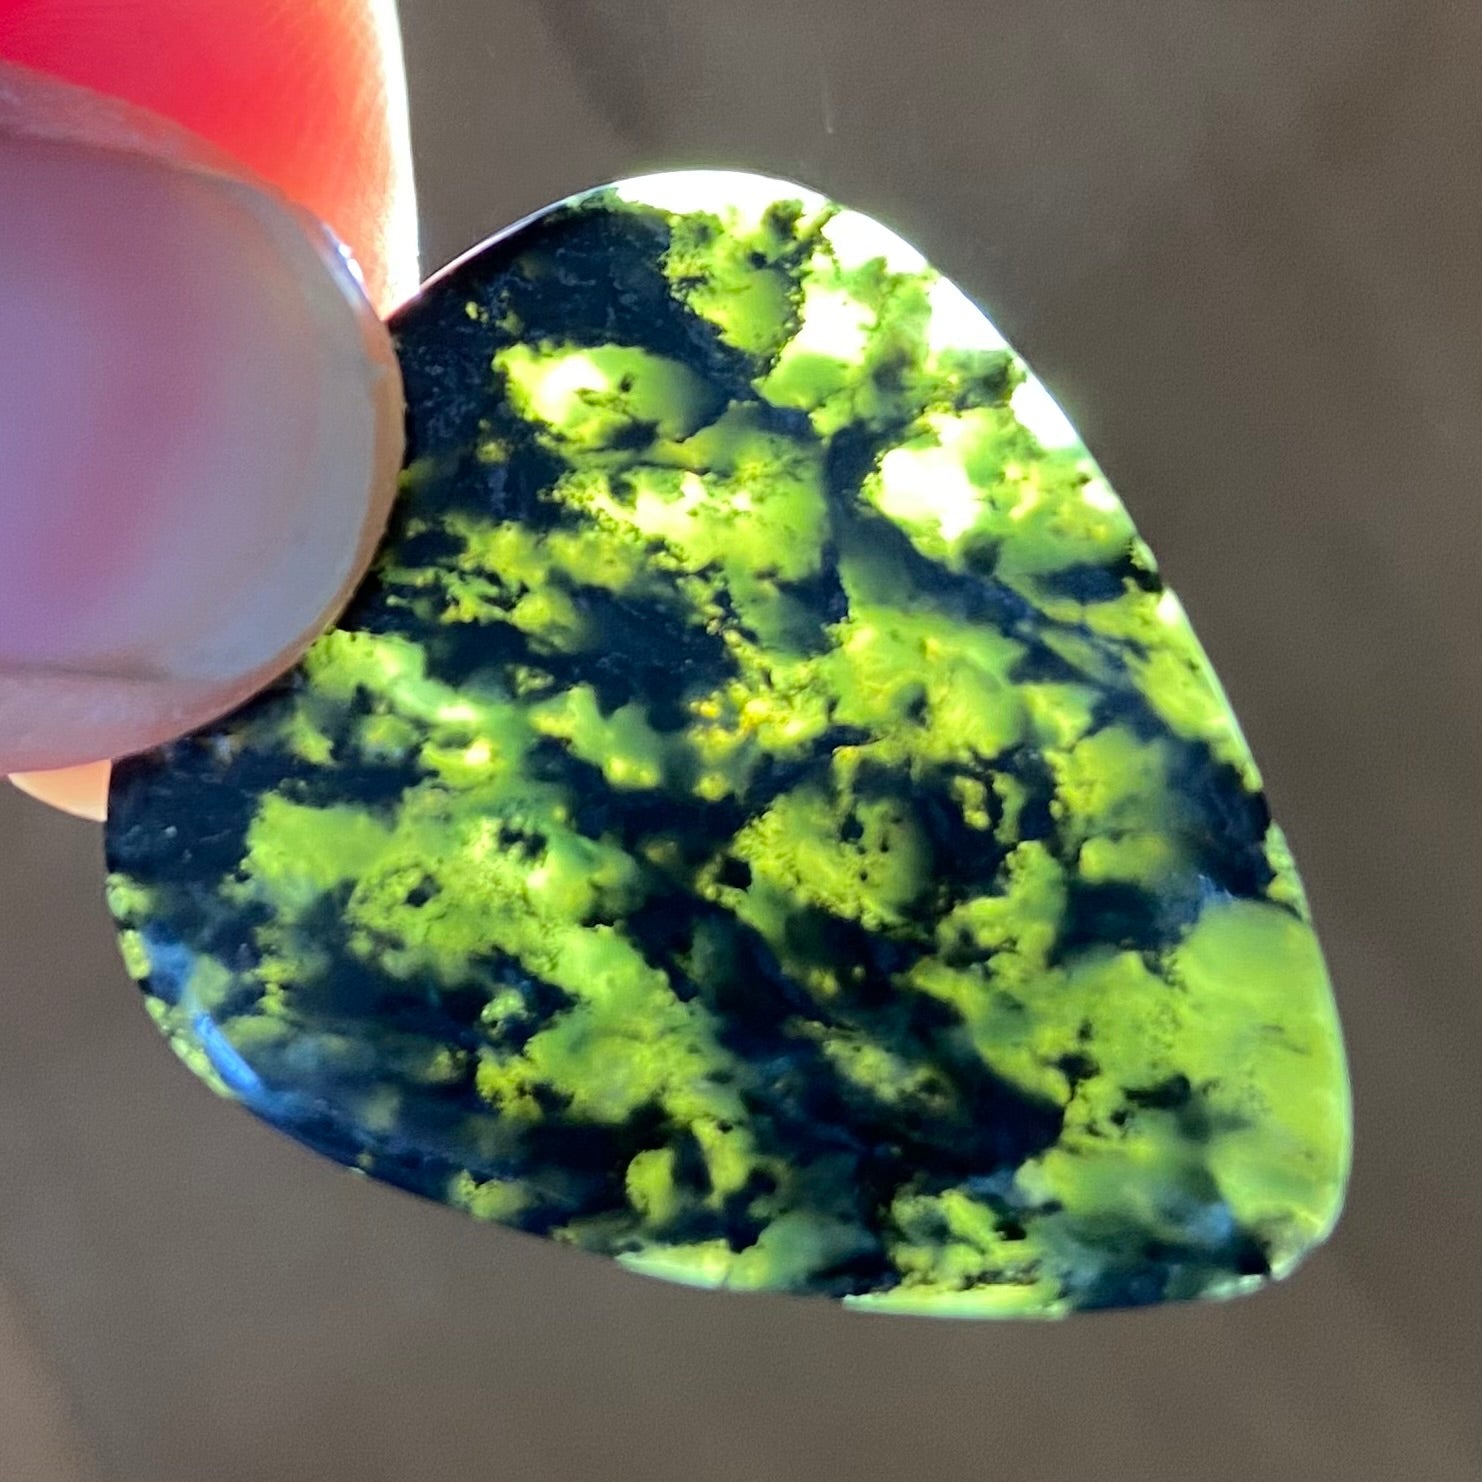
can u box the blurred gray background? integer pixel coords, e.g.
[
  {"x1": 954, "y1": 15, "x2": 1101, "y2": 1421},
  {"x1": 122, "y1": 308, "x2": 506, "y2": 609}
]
[{"x1": 3, "y1": 2, "x2": 1479, "y2": 1478}]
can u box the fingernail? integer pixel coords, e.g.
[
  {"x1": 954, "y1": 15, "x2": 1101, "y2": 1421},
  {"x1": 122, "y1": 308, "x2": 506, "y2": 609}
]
[{"x1": 0, "y1": 65, "x2": 403, "y2": 774}]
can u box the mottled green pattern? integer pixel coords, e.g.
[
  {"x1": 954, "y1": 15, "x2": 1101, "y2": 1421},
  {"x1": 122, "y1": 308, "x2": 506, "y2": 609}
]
[{"x1": 105, "y1": 172, "x2": 1349, "y2": 1315}]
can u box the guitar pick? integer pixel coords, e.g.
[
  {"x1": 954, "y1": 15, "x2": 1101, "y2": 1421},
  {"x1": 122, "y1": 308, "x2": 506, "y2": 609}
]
[{"x1": 105, "y1": 171, "x2": 1349, "y2": 1316}]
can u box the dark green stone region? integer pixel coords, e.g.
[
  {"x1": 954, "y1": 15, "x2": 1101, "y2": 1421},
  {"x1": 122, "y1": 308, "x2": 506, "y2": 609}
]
[{"x1": 104, "y1": 172, "x2": 1349, "y2": 1316}]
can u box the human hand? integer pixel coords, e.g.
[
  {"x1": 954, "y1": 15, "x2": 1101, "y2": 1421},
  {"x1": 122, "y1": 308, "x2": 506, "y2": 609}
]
[{"x1": 0, "y1": 0, "x2": 418, "y2": 819}]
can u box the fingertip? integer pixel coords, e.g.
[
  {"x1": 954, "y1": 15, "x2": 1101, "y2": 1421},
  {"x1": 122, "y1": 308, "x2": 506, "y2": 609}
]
[
  {"x1": 0, "y1": 0, "x2": 418, "y2": 311},
  {"x1": 8, "y1": 763, "x2": 110, "y2": 823},
  {"x1": 0, "y1": 77, "x2": 404, "y2": 774}
]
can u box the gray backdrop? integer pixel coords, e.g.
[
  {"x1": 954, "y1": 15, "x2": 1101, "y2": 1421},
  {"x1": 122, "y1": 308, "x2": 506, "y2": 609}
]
[{"x1": 2, "y1": 2, "x2": 1479, "y2": 1478}]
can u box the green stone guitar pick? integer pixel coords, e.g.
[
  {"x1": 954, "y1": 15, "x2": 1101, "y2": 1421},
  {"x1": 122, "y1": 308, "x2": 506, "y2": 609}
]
[{"x1": 104, "y1": 171, "x2": 1349, "y2": 1316}]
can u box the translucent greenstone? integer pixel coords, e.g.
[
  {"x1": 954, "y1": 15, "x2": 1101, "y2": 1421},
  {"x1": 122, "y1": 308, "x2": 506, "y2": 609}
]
[{"x1": 105, "y1": 172, "x2": 1350, "y2": 1316}]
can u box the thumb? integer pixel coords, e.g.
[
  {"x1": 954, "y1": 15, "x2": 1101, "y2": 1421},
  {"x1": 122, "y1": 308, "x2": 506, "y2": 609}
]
[{"x1": 0, "y1": 60, "x2": 403, "y2": 777}]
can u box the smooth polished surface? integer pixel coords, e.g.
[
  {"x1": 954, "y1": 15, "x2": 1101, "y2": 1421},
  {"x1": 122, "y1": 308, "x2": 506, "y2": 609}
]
[
  {"x1": 104, "y1": 173, "x2": 1347, "y2": 1315},
  {"x1": 1, "y1": 0, "x2": 1478, "y2": 1476}
]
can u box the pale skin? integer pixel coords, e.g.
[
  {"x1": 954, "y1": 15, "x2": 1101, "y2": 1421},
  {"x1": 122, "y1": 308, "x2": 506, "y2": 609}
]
[{"x1": 0, "y1": 0, "x2": 418, "y2": 819}]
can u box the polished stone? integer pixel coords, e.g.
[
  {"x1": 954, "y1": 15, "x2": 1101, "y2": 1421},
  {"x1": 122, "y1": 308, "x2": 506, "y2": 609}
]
[{"x1": 104, "y1": 171, "x2": 1349, "y2": 1315}]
